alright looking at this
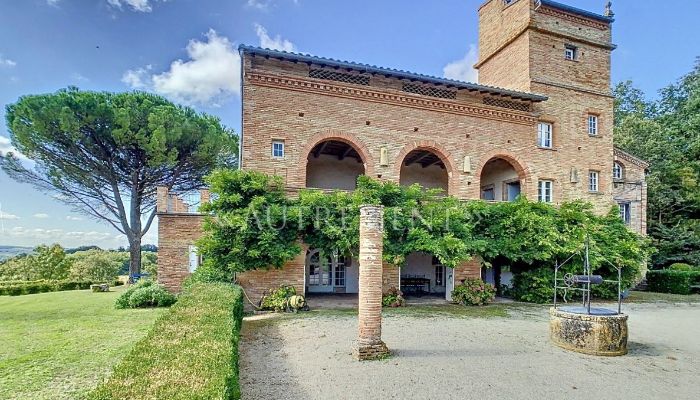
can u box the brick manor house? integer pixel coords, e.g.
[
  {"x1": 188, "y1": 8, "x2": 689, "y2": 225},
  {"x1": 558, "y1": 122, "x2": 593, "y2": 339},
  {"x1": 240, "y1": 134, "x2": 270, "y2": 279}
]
[{"x1": 157, "y1": 0, "x2": 648, "y2": 301}]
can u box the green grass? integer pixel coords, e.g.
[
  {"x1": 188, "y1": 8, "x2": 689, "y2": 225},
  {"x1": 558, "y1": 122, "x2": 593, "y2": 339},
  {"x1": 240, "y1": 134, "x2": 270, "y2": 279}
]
[
  {"x1": 0, "y1": 287, "x2": 164, "y2": 400},
  {"x1": 88, "y1": 282, "x2": 244, "y2": 400},
  {"x1": 626, "y1": 290, "x2": 700, "y2": 304}
]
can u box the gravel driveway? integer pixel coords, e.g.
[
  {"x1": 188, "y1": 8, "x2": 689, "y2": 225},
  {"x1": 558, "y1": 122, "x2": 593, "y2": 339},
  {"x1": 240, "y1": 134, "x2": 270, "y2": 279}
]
[{"x1": 239, "y1": 303, "x2": 700, "y2": 400}]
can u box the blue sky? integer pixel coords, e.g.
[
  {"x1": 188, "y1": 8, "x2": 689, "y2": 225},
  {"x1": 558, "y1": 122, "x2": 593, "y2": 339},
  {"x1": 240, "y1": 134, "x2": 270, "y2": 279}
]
[{"x1": 0, "y1": 0, "x2": 699, "y2": 249}]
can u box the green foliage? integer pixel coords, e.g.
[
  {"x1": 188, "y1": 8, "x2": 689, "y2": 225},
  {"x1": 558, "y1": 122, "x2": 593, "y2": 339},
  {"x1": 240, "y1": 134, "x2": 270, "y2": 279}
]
[
  {"x1": 0, "y1": 279, "x2": 122, "y2": 296},
  {"x1": 197, "y1": 169, "x2": 301, "y2": 281},
  {"x1": 259, "y1": 285, "x2": 297, "y2": 312},
  {"x1": 67, "y1": 250, "x2": 125, "y2": 282},
  {"x1": 647, "y1": 270, "x2": 700, "y2": 295},
  {"x1": 614, "y1": 61, "x2": 700, "y2": 268},
  {"x1": 88, "y1": 283, "x2": 244, "y2": 400},
  {"x1": 382, "y1": 287, "x2": 405, "y2": 307},
  {"x1": 0, "y1": 244, "x2": 72, "y2": 281},
  {"x1": 510, "y1": 268, "x2": 558, "y2": 304},
  {"x1": 114, "y1": 279, "x2": 176, "y2": 309},
  {"x1": 1, "y1": 88, "x2": 238, "y2": 275},
  {"x1": 451, "y1": 278, "x2": 496, "y2": 306},
  {"x1": 668, "y1": 263, "x2": 695, "y2": 271}
]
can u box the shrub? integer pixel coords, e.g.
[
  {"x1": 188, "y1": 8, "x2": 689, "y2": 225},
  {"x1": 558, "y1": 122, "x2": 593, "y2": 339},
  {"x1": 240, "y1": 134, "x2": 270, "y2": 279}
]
[
  {"x1": 67, "y1": 250, "x2": 124, "y2": 282},
  {"x1": 115, "y1": 280, "x2": 176, "y2": 309},
  {"x1": 451, "y1": 278, "x2": 496, "y2": 306},
  {"x1": 668, "y1": 263, "x2": 694, "y2": 271},
  {"x1": 259, "y1": 285, "x2": 297, "y2": 312},
  {"x1": 646, "y1": 270, "x2": 700, "y2": 295},
  {"x1": 0, "y1": 279, "x2": 105, "y2": 296},
  {"x1": 88, "y1": 283, "x2": 244, "y2": 400},
  {"x1": 382, "y1": 287, "x2": 405, "y2": 307}
]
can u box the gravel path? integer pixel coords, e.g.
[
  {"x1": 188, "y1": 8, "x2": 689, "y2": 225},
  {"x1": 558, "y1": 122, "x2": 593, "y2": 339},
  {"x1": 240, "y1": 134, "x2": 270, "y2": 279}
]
[{"x1": 239, "y1": 303, "x2": 700, "y2": 400}]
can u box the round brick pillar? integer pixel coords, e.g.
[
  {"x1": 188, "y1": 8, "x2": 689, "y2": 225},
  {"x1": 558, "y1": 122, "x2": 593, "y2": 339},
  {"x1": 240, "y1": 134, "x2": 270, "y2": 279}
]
[{"x1": 353, "y1": 205, "x2": 390, "y2": 360}]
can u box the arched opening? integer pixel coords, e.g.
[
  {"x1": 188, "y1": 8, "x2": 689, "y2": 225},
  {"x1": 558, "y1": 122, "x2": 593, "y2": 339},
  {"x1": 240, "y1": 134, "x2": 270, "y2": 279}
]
[
  {"x1": 479, "y1": 157, "x2": 521, "y2": 202},
  {"x1": 306, "y1": 140, "x2": 365, "y2": 190},
  {"x1": 399, "y1": 148, "x2": 449, "y2": 192}
]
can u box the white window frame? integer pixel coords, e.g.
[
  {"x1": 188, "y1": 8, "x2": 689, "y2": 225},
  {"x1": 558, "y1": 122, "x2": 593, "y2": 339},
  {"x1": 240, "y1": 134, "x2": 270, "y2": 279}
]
[
  {"x1": 589, "y1": 171, "x2": 599, "y2": 192},
  {"x1": 613, "y1": 162, "x2": 623, "y2": 180},
  {"x1": 588, "y1": 115, "x2": 599, "y2": 136},
  {"x1": 618, "y1": 202, "x2": 631, "y2": 225},
  {"x1": 565, "y1": 46, "x2": 577, "y2": 61},
  {"x1": 272, "y1": 140, "x2": 285, "y2": 159},
  {"x1": 537, "y1": 122, "x2": 553, "y2": 149},
  {"x1": 538, "y1": 180, "x2": 553, "y2": 203}
]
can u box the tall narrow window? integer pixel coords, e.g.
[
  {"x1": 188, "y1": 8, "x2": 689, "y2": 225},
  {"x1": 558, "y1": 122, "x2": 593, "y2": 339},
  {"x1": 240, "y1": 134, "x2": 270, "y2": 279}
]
[
  {"x1": 618, "y1": 202, "x2": 631, "y2": 225},
  {"x1": 613, "y1": 162, "x2": 623, "y2": 180},
  {"x1": 588, "y1": 115, "x2": 599, "y2": 136},
  {"x1": 537, "y1": 122, "x2": 553, "y2": 148},
  {"x1": 272, "y1": 140, "x2": 285, "y2": 158},
  {"x1": 565, "y1": 45, "x2": 577, "y2": 61},
  {"x1": 433, "y1": 256, "x2": 444, "y2": 287},
  {"x1": 538, "y1": 180, "x2": 553, "y2": 203},
  {"x1": 589, "y1": 171, "x2": 599, "y2": 192}
]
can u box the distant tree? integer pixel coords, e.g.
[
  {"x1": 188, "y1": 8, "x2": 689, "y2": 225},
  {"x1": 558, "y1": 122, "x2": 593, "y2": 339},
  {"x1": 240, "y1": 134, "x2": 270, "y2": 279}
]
[
  {"x1": 68, "y1": 249, "x2": 124, "y2": 282},
  {"x1": 613, "y1": 59, "x2": 700, "y2": 267},
  {"x1": 1, "y1": 88, "x2": 238, "y2": 275},
  {"x1": 0, "y1": 244, "x2": 71, "y2": 281}
]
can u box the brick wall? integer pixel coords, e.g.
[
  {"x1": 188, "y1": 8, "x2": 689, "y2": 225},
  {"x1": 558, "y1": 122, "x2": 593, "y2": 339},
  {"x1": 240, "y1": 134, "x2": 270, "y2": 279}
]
[{"x1": 157, "y1": 214, "x2": 205, "y2": 292}]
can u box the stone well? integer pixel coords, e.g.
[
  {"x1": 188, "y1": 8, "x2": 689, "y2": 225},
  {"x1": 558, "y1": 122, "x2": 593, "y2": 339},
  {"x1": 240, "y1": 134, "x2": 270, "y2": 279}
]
[{"x1": 549, "y1": 307, "x2": 628, "y2": 356}]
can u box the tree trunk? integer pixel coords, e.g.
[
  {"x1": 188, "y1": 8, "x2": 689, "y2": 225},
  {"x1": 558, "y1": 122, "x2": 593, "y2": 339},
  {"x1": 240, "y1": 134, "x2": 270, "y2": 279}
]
[{"x1": 129, "y1": 239, "x2": 142, "y2": 276}]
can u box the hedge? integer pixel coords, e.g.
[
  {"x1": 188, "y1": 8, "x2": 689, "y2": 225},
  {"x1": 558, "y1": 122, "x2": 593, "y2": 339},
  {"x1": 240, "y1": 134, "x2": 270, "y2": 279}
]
[
  {"x1": 0, "y1": 279, "x2": 123, "y2": 296},
  {"x1": 646, "y1": 270, "x2": 700, "y2": 295},
  {"x1": 88, "y1": 282, "x2": 245, "y2": 400}
]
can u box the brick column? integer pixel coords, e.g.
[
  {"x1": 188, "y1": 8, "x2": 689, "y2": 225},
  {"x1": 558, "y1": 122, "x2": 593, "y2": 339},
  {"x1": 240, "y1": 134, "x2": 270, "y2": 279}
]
[{"x1": 353, "y1": 205, "x2": 390, "y2": 360}]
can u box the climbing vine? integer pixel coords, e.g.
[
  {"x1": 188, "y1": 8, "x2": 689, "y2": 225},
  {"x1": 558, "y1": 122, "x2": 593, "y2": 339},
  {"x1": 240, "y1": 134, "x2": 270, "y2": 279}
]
[{"x1": 197, "y1": 170, "x2": 650, "y2": 292}]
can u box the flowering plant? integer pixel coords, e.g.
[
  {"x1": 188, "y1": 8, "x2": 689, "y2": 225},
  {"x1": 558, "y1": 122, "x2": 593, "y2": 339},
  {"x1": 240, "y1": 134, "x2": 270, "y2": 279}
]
[{"x1": 451, "y1": 278, "x2": 496, "y2": 306}]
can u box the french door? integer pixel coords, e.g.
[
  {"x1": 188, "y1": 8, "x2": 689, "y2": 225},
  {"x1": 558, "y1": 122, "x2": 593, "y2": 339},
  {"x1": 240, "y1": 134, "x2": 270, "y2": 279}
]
[{"x1": 306, "y1": 249, "x2": 347, "y2": 293}]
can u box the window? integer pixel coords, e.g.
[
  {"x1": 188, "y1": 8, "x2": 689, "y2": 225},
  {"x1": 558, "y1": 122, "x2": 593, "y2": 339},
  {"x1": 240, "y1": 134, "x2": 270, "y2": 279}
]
[
  {"x1": 481, "y1": 186, "x2": 495, "y2": 201},
  {"x1": 589, "y1": 171, "x2": 599, "y2": 192},
  {"x1": 618, "y1": 202, "x2": 631, "y2": 225},
  {"x1": 565, "y1": 45, "x2": 577, "y2": 61},
  {"x1": 588, "y1": 115, "x2": 598, "y2": 136},
  {"x1": 334, "y1": 255, "x2": 346, "y2": 287},
  {"x1": 188, "y1": 245, "x2": 200, "y2": 273},
  {"x1": 538, "y1": 180, "x2": 553, "y2": 203},
  {"x1": 613, "y1": 162, "x2": 623, "y2": 180},
  {"x1": 537, "y1": 122, "x2": 553, "y2": 148},
  {"x1": 272, "y1": 140, "x2": 284, "y2": 158}
]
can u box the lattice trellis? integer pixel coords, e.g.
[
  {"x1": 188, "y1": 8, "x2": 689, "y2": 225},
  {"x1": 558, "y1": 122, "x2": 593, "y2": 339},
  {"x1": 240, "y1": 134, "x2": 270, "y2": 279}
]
[
  {"x1": 309, "y1": 69, "x2": 370, "y2": 86},
  {"x1": 483, "y1": 97, "x2": 531, "y2": 112},
  {"x1": 402, "y1": 83, "x2": 457, "y2": 100}
]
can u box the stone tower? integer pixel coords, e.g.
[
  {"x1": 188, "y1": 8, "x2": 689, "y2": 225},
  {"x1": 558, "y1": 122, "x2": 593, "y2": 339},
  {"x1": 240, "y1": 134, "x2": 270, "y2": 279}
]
[{"x1": 475, "y1": 0, "x2": 616, "y2": 210}]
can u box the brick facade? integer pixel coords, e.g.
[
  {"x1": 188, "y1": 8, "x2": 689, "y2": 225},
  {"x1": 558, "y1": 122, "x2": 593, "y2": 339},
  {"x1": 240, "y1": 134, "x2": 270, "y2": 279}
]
[{"x1": 157, "y1": 0, "x2": 646, "y2": 301}]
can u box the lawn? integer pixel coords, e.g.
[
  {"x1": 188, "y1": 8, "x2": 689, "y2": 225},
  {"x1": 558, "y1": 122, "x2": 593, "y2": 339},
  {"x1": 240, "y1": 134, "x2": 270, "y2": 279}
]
[{"x1": 0, "y1": 287, "x2": 165, "y2": 400}]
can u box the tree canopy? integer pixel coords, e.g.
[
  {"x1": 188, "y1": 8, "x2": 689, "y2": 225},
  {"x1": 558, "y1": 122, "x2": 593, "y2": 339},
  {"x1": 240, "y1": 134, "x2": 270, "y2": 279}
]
[
  {"x1": 1, "y1": 88, "x2": 238, "y2": 274},
  {"x1": 614, "y1": 59, "x2": 700, "y2": 267}
]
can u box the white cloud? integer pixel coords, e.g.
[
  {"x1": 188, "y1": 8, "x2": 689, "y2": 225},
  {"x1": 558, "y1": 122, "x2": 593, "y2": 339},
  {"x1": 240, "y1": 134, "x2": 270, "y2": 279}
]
[
  {"x1": 247, "y1": 0, "x2": 271, "y2": 10},
  {"x1": 254, "y1": 23, "x2": 295, "y2": 52},
  {"x1": 3, "y1": 226, "x2": 125, "y2": 247},
  {"x1": 0, "y1": 135, "x2": 30, "y2": 163},
  {"x1": 443, "y1": 44, "x2": 479, "y2": 83},
  {"x1": 121, "y1": 65, "x2": 152, "y2": 89},
  {"x1": 46, "y1": 0, "x2": 60, "y2": 6},
  {"x1": 33, "y1": 213, "x2": 50, "y2": 219},
  {"x1": 0, "y1": 211, "x2": 20, "y2": 220},
  {"x1": 70, "y1": 73, "x2": 89, "y2": 83},
  {"x1": 0, "y1": 55, "x2": 16, "y2": 68},
  {"x1": 123, "y1": 30, "x2": 240, "y2": 107},
  {"x1": 107, "y1": 0, "x2": 163, "y2": 12},
  {"x1": 66, "y1": 215, "x2": 84, "y2": 221}
]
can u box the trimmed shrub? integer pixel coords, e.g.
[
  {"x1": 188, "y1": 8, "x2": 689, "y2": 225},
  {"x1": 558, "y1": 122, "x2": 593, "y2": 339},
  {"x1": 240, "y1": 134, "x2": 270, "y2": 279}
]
[
  {"x1": 0, "y1": 279, "x2": 117, "y2": 296},
  {"x1": 115, "y1": 280, "x2": 176, "y2": 309},
  {"x1": 668, "y1": 263, "x2": 694, "y2": 271},
  {"x1": 88, "y1": 283, "x2": 245, "y2": 400},
  {"x1": 382, "y1": 287, "x2": 405, "y2": 307},
  {"x1": 451, "y1": 278, "x2": 496, "y2": 306},
  {"x1": 510, "y1": 268, "x2": 555, "y2": 304},
  {"x1": 646, "y1": 270, "x2": 700, "y2": 295}
]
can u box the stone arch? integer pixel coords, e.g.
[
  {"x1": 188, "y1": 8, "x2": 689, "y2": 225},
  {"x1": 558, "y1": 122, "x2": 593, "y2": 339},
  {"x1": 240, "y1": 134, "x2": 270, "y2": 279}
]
[
  {"x1": 300, "y1": 130, "x2": 375, "y2": 189},
  {"x1": 393, "y1": 140, "x2": 457, "y2": 195},
  {"x1": 474, "y1": 149, "x2": 532, "y2": 200}
]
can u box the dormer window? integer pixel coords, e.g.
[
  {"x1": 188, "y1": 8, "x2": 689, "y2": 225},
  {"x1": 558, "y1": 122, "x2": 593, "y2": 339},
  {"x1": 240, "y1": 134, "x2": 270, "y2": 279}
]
[
  {"x1": 503, "y1": 0, "x2": 518, "y2": 6},
  {"x1": 565, "y1": 45, "x2": 577, "y2": 61}
]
